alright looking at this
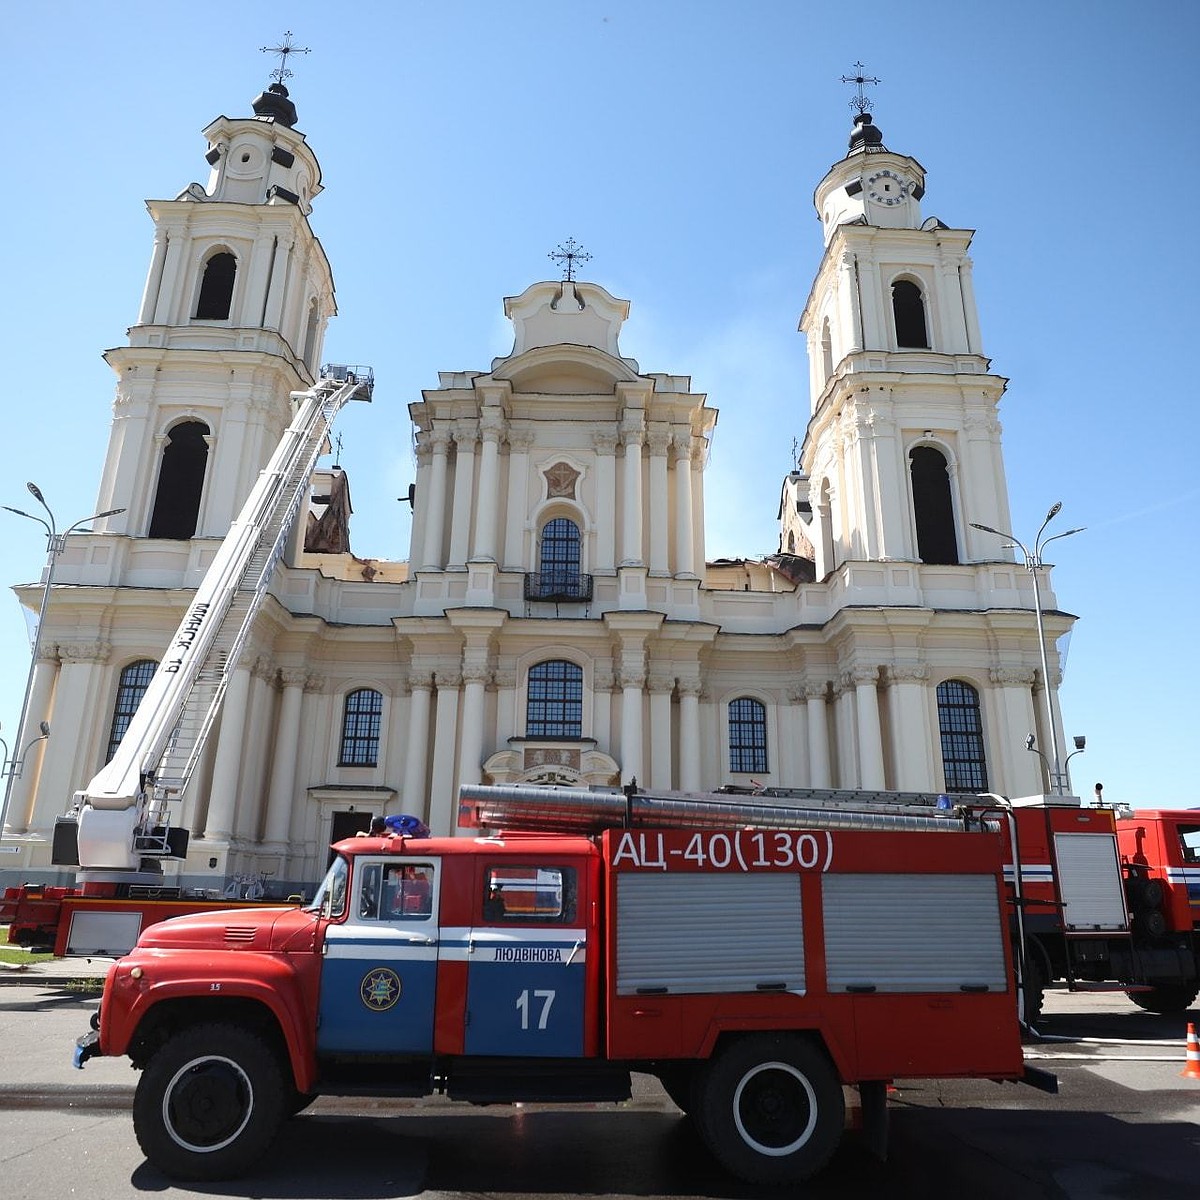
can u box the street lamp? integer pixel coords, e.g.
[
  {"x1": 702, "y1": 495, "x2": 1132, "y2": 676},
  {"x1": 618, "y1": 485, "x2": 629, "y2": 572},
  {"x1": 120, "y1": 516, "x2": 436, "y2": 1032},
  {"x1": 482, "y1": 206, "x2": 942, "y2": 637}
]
[
  {"x1": 970, "y1": 502, "x2": 1084, "y2": 796},
  {"x1": 0, "y1": 483, "x2": 124, "y2": 837}
]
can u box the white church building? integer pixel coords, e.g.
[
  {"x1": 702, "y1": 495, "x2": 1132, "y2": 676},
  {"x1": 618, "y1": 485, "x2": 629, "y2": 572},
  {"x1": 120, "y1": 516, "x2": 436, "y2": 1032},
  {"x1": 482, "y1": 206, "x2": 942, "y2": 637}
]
[{"x1": 1, "y1": 78, "x2": 1074, "y2": 894}]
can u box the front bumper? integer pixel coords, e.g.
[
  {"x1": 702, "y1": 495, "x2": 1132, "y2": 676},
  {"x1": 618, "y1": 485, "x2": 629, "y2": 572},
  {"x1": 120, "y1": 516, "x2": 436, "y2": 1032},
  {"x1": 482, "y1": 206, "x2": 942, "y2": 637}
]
[{"x1": 73, "y1": 1029, "x2": 101, "y2": 1069}]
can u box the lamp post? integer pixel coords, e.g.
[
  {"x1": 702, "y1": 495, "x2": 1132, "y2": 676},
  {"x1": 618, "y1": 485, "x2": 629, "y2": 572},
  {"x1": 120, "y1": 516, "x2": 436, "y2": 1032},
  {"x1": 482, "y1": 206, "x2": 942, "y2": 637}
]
[
  {"x1": 970, "y1": 502, "x2": 1084, "y2": 796},
  {"x1": 0, "y1": 483, "x2": 124, "y2": 837}
]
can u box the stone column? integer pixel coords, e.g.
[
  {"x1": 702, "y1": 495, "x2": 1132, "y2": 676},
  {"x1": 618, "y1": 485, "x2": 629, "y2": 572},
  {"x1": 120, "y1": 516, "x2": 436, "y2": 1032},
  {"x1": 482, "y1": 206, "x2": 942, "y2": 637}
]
[
  {"x1": 592, "y1": 668, "x2": 615, "y2": 759},
  {"x1": 408, "y1": 437, "x2": 430, "y2": 571},
  {"x1": 677, "y1": 678, "x2": 702, "y2": 793},
  {"x1": 618, "y1": 663, "x2": 646, "y2": 785},
  {"x1": 959, "y1": 257, "x2": 983, "y2": 355},
  {"x1": 783, "y1": 685, "x2": 809, "y2": 785},
  {"x1": 851, "y1": 666, "x2": 886, "y2": 790},
  {"x1": 647, "y1": 674, "x2": 674, "y2": 789},
  {"x1": 421, "y1": 427, "x2": 451, "y2": 571},
  {"x1": 837, "y1": 251, "x2": 863, "y2": 352},
  {"x1": 151, "y1": 222, "x2": 187, "y2": 325},
  {"x1": 262, "y1": 232, "x2": 294, "y2": 332},
  {"x1": 472, "y1": 410, "x2": 505, "y2": 562},
  {"x1": 805, "y1": 681, "x2": 832, "y2": 789},
  {"x1": 457, "y1": 664, "x2": 489, "y2": 791},
  {"x1": 402, "y1": 672, "x2": 433, "y2": 817},
  {"x1": 204, "y1": 665, "x2": 253, "y2": 840},
  {"x1": 991, "y1": 667, "x2": 1041, "y2": 796},
  {"x1": 593, "y1": 430, "x2": 618, "y2": 573},
  {"x1": 493, "y1": 670, "x2": 517, "y2": 745},
  {"x1": 8, "y1": 653, "x2": 60, "y2": 834},
  {"x1": 887, "y1": 665, "x2": 933, "y2": 791},
  {"x1": 234, "y1": 661, "x2": 276, "y2": 841},
  {"x1": 671, "y1": 433, "x2": 696, "y2": 576},
  {"x1": 502, "y1": 428, "x2": 534, "y2": 571},
  {"x1": 647, "y1": 426, "x2": 670, "y2": 574},
  {"x1": 262, "y1": 669, "x2": 307, "y2": 846},
  {"x1": 447, "y1": 421, "x2": 478, "y2": 569},
  {"x1": 427, "y1": 670, "x2": 461, "y2": 836},
  {"x1": 137, "y1": 228, "x2": 169, "y2": 324},
  {"x1": 620, "y1": 416, "x2": 645, "y2": 566}
]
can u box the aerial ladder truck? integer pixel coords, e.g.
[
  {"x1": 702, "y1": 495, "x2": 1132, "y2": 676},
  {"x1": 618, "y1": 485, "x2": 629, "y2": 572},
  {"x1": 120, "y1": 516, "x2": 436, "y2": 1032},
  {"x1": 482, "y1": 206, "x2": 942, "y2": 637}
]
[{"x1": 2, "y1": 366, "x2": 373, "y2": 955}]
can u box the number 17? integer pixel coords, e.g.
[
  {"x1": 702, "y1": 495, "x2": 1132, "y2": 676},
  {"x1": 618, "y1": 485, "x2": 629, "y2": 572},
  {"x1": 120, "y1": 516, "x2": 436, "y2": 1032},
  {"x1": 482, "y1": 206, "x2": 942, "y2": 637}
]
[{"x1": 516, "y1": 988, "x2": 555, "y2": 1030}]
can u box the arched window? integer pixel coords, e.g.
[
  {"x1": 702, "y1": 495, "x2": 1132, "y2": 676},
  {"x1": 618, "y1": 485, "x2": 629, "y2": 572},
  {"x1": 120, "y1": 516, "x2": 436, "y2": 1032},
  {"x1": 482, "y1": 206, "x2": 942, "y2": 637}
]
[
  {"x1": 526, "y1": 660, "x2": 583, "y2": 738},
  {"x1": 148, "y1": 421, "x2": 209, "y2": 539},
  {"x1": 909, "y1": 446, "x2": 958, "y2": 565},
  {"x1": 105, "y1": 659, "x2": 157, "y2": 763},
  {"x1": 535, "y1": 517, "x2": 583, "y2": 599},
  {"x1": 339, "y1": 688, "x2": 383, "y2": 766},
  {"x1": 892, "y1": 279, "x2": 929, "y2": 349},
  {"x1": 195, "y1": 251, "x2": 236, "y2": 319},
  {"x1": 937, "y1": 680, "x2": 989, "y2": 793},
  {"x1": 728, "y1": 697, "x2": 768, "y2": 774}
]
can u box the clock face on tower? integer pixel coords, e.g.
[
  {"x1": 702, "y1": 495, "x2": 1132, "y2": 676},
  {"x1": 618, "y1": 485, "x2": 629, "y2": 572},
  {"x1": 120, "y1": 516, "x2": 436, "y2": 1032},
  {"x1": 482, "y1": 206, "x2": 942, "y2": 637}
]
[{"x1": 866, "y1": 168, "x2": 909, "y2": 206}]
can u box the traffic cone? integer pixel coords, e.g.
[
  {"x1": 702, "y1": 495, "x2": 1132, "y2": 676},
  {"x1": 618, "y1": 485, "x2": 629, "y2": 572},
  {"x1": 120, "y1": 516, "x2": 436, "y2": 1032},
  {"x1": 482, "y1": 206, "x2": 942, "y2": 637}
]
[{"x1": 1182, "y1": 1023, "x2": 1200, "y2": 1080}]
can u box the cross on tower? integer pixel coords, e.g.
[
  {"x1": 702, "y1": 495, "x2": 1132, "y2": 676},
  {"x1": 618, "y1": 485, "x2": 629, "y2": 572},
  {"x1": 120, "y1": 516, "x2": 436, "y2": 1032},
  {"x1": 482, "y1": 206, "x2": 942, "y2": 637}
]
[
  {"x1": 840, "y1": 61, "x2": 881, "y2": 114},
  {"x1": 332, "y1": 432, "x2": 344, "y2": 467},
  {"x1": 261, "y1": 31, "x2": 311, "y2": 86},
  {"x1": 548, "y1": 238, "x2": 592, "y2": 282}
]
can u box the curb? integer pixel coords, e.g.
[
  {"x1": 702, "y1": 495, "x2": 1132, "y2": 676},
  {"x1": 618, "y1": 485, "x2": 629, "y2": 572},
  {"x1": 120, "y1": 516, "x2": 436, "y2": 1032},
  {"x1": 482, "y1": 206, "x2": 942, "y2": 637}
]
[{"x1": 0, "y1": 1083, "x2": 134, "y2": 1110}]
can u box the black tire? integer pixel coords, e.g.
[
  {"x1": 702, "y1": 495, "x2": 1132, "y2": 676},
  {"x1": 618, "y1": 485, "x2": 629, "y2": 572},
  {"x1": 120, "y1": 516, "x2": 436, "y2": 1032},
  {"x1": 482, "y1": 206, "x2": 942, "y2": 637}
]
[
  {"x1": 657, "y1": 1066, "x2": 695, "y2": 1114},
  {"x1": 133, "y1": 1022, "x2": 287, "y2": 1180},
  {"x1": 1022, "y1": 948, "x2": 1046, "y2": 1026},
  {"x1": 1127, "y1": 983, "x2": 1200, "y2": 1015},
  {"x1": 693, "y1": 1034, "x2": 844, "y2": 1185}
]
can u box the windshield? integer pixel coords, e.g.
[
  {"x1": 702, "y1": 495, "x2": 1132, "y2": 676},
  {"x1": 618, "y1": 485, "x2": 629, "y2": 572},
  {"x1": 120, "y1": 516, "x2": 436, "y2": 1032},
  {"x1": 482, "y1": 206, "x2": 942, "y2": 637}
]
[{"x1": 307, "y1": 855, "x2": 349, "y2": 917}]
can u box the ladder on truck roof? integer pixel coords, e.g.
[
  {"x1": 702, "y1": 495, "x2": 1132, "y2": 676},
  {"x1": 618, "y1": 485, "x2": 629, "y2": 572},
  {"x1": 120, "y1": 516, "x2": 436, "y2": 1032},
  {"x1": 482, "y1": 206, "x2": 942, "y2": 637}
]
[
  {"x1": 458, "y1": 782, "x2": 994, "y2": 837},
  {"x1": 76, "y1": 366, "x2": 373, "y2": 864}
]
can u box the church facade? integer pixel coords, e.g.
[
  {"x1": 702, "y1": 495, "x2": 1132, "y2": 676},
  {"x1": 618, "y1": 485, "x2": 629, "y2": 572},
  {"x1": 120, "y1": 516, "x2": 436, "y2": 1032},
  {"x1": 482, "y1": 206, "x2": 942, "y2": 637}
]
[{"x1": 2, "y1": 82, "x2": 1073, "y2": 894}]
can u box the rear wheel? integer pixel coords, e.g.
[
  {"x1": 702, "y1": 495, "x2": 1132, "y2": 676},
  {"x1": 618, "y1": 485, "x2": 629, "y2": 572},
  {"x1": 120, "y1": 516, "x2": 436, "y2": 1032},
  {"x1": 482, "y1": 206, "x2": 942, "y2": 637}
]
[
  {"x1": 1127, "y1": 983, "x2": 1200, "y2": 1015},
  {"x1": 693, "y1": 1034, "x2": 844, "y2": 1185},
  {"x1": 133, "y1": 1022, "x2": 286, "y2": 1180}
]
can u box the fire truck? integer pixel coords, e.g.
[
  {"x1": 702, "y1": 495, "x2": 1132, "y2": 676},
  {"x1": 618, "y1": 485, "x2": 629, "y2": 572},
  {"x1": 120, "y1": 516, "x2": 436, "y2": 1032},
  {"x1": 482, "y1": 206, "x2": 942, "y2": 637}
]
[
  {"x1": 1114, "y1": 807, "x2": 1200, "y2": 1014},
  {"x1": 1, "y1": 366, "x2": 373, "y2": 956},
  {"x1": 74, "y1": 780, "x2": 1052, "y2": 1185}
]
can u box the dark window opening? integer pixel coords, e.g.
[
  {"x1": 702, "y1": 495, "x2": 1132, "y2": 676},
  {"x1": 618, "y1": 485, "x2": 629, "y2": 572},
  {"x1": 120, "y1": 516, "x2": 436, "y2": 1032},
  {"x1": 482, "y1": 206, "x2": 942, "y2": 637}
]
[
  {"x1": 526, "y1": 660, "x2": 583, "y2": 738},
  {"x1": 340, "y1": 688, "x2": 383, "y2": 766},
  {"x1": 195, "y1": 251, "x2": 236, "y2": 320},
  {"x1": 539, "y1": 518, "x2": 581, "y2": 587},
  {"x1": 910, "y1": 445, "x2": 959, "y2": 565},
  {"x1": 148, "y1": 421, "x2": 209, "y2": 539},
  {"x1": 937, "y1": 680, "x2": 989, "y2": 793},
  {"x1": 105, "y1": 659, "x2": 157, "y2": 763},
  {"x1": 892, "y1": 279, "x2": 929, "y2": 349},
  {"x1": 729, "y1": 696, "x2": 768, "y2": 774}
]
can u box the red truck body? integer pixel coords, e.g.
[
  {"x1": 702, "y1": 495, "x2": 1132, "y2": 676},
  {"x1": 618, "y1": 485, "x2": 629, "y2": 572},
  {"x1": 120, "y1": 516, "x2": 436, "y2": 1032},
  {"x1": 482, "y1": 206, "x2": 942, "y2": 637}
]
[{"x1": 76, "y1": 803, "x2": 1039, "y2": 1185}]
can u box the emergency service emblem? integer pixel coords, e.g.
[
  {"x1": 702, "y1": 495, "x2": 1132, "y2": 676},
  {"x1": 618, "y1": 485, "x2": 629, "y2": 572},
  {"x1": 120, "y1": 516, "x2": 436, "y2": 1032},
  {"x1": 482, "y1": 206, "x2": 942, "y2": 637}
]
[{"x1": 360, "y1": 967, "x2": 401, "y2": 1011}]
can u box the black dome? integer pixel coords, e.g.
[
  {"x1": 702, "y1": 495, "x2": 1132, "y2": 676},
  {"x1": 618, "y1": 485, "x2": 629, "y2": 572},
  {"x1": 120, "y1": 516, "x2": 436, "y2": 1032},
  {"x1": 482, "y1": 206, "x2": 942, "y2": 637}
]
[
  {"x1": 849, "y1": 112, "x2": 885, "y2": 154},
  {"x1": 252, "y1": 82, "x2": 298, "y2": 128}
]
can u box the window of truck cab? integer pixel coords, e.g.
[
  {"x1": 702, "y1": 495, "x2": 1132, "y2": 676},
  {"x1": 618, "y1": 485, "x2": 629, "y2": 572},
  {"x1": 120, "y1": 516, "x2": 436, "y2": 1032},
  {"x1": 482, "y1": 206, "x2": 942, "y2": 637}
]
[
  {"x1": 482, "y1": 864, "x2": 576, "y2": 924},
  {"x1": 357, "y1": 861, "x2": 436, "y2": 923}
]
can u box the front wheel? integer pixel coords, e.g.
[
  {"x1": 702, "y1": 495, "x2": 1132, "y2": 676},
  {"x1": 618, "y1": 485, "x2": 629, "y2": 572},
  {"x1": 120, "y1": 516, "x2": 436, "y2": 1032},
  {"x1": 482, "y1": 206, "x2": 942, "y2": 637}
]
[
  {"x1": 133, "y1": 1023, "x2": 287, "y2": 1180},
  {"x1": 1127, "y1": 983, "x2": 1200, "y2": 1015},
  {"x1": 693, "y1": 1034, "x2": 844, "y2": 1185}
]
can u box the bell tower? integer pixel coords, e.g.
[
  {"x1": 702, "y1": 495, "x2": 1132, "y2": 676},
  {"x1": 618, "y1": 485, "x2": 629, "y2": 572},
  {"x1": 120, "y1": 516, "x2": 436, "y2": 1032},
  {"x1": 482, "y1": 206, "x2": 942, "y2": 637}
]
[
  {"x1": 91, "y1": 63, "x2": 336, "y2": 544},
  {"x1": 790, "y1": 88, "x2": 1013, "y2": 575}
]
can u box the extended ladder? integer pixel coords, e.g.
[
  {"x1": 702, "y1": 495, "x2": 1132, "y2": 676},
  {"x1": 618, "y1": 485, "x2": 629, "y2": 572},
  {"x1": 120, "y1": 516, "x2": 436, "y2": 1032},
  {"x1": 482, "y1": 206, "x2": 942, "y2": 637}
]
[{"x1": 77, "y1": 366, "x2": 373, "y2": 858}]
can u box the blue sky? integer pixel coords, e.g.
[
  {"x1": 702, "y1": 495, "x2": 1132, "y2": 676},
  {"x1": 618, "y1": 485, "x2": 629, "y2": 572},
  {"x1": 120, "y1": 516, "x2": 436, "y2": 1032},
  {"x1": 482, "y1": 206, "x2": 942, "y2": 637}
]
[{"x1": 2, "y1": 1, "x2": 1197, "y2": 809}]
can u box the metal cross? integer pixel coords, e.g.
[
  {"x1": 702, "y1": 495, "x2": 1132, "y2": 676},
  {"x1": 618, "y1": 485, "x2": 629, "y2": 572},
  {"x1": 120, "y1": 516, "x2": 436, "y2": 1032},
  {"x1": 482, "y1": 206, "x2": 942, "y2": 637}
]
[
  {"x1": 261, "y1": 31, "x2": 311, "y2": 86},
  {"x1": 332, "y1": 432, "x2": 344, "y2": 466},
  {"x1": 548, "y1": 238, "x2": 592, "y2": 282},
  {"x1": 840, "y1": 61, "x2": 881, "y2": 114}
]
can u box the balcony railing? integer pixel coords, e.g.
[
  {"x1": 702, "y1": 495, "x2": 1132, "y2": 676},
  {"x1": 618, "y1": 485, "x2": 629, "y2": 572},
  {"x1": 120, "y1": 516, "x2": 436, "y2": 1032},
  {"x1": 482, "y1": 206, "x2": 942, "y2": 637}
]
[{"x1": 524, "y1": 572, "x2": 593, "y2": 603}]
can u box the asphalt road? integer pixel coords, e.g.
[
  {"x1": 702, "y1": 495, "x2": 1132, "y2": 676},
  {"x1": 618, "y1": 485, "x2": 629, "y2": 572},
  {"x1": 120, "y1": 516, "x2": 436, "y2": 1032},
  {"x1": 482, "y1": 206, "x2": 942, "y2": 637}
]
[{"x1": 0, "y1": 976, "x2": 1197, "y2": 1200}]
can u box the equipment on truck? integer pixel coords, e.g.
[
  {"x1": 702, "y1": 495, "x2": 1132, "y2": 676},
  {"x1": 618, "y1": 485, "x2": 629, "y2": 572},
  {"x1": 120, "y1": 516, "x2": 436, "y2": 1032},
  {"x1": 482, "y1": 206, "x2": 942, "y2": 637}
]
[
  {"x1": 75, "y1": 781, "x2": 1052, "y2": 1185},
  {"x1": 1, "y1": 366, "x2": 372, "y2": 954}
]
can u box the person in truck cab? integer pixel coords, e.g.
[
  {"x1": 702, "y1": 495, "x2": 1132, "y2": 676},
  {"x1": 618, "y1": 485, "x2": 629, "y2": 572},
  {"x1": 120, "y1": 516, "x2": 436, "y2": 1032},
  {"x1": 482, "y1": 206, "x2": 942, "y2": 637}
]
[{"x1": 384, "y1": 864, "x2": 432, "y2": 918}]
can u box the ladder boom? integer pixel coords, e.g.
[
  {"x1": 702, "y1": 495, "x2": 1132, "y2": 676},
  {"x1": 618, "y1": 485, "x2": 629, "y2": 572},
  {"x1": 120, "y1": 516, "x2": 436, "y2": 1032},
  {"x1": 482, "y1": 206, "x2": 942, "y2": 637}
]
[{"x1": 74, "y1": 367, "x2": 372, "y2": 868}]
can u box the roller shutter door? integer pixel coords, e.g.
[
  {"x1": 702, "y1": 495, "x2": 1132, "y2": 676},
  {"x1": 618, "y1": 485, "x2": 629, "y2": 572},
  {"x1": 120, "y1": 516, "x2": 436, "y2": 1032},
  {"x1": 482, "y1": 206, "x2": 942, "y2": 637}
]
[
  {"x1": 1053, "y1": 832, "x2": 1128, "y2": 931},
  {"x1": 616, "y1": 872, "x2": 805, "y2": 995},
  {"x1": 823, "y1": 874, "x2": 1007, "y2": 993}
]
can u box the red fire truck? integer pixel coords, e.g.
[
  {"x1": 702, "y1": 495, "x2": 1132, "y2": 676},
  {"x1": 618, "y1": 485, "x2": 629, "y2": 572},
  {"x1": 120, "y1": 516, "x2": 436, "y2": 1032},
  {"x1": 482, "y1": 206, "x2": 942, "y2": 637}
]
[
  {"x1": 1114, "y1": 808, "x2": 1200, "y2": 1014},
  {"x1": 74, "y1": 782, "x2": 1051, "y2": 1185}
]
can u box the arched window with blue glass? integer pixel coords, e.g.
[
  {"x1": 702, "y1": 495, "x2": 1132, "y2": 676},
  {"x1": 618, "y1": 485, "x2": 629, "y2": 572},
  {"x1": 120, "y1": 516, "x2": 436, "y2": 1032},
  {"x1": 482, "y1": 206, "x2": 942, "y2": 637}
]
[
  {"x1": 937, "y1": 679, "x2": 989, "y2": 793},
  {"x1": 537, "y1": 517, "x2": 582, "y2": 600},
  {"x1": 526, "y1": 660, "x2": 583, "y2": 739},
  {"x1": 728, "y1": 696, "x2": 768, "y2": 774},
  {"x1": 339, "y1": 688, "x2": 384, "y2": 767},
  {"x1": 105, "y1": 659, "x2": 158, "y2": 763}
]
